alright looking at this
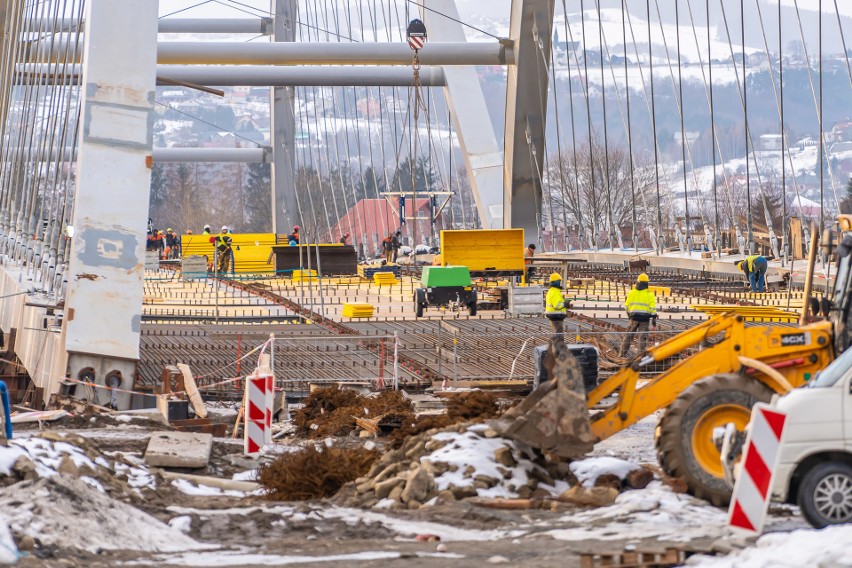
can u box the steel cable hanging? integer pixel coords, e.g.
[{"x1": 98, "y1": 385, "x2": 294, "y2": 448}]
[
  {"x1": 649, "y1": 0, "x2": 711, "y2": 254},
  {"x1": 674, "y1": 0, "x2": 690, "y2": 254},
  {"x1": 622, "y1": 0, "x2": 637, "y2": 250},
  {"x1": 718, "y1": 0, "x2": 783, "y2": 256},
  {"x1": 559, "y1": 0, "x2": 589, "y2": 249},
  {"x1": 531, "y1": 22, "x2": 557, "y2": 250},
  {"x1": 749, "y1": 0, "x2": 811, "y2": 253},
  {"x1": 546, "y1": 6, "x2": 572, "y2": 250},
  {"x1": 791, "y1": 0, "x2": 840, "y2": 219},
  {"x1": 579, "y1": 0, "x2": 600, "y2": 250},
  {"x1": 594, "y1": 0, "x2": 621, "y2": 251},
  {"x1": 835, "y1": 0, "x2": 852, "y2": 88},
  {"x1": 596, "y1": 0, "x2": 677, "y2": 252},
  {"x1": 646, "y1": 0, "x2": 664, "y2": 253}
]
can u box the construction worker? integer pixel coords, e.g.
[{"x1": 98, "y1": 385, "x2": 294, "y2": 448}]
[
  {"x1": 202, "y1": 224, "x2": 212, "y2": 236},
  {"x1": 525, "y1": 243, "x2": 536, "y2": 282},
  {"x1": 392, "y1": 231, "x2": 402, "y2": 262},
  {"x1": 165, "y1": 228, "x2": 180, "y2": 259},
  {"x1": 288, "y1": 226, "x2": 300, "y2": 245},
  {"x1": 545, "y1": 272, "x2": 568, "y2": 334},
  {"x1": 738, "y1": 255, "x2": 768, "y2": 293},
  {"x1": 213, "y1": 226, "x2": 233, "y2": 274},
  {"x1": 619, "y1": 273, "x2": 657, "y2": 357},
  {"x1": 382, "y1": 234, "x2": 394, "y2": 264}
]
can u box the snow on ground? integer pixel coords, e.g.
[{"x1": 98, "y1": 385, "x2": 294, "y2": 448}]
[
  {"x1": 545, "y1": 482, "x2": 730, "y2": 543},
  {"x1": 570, "y1": 457, "x2": 639, "y2": 487},
  {"x1": 172, "y1": 478, "x2": 246, "y2": 498},
  {"x1": 137, "y1": 549, "x2": 464, "y2": 567},
  {"x1": 687, "y1": 523, "x2": 852, "y2": 567},
  {"x1": 0, "y1": 476, "x2": 207, "y2": 554}
]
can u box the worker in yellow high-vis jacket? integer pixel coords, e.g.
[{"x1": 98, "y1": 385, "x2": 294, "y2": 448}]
[
  {"x1": 737, "y1": 254, "x2": 768, "y2": 292},
  {"x1": 619, "y1": 273, "x2": 657, "y2": 357},
  {"x1": 545, "y1": 272, "x2": 568, "y2": 334}
]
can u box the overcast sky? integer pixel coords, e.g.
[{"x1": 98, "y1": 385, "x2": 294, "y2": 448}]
[{"x1": 157, "y1": 0, "x2": 849, "y2": 54}]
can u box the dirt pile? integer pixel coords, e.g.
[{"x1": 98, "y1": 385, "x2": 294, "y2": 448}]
[
  {"x1": 258, "y1": 446, "x2": 379, "y2": 500},
  {"x1": 293, "y1": 386, "x2": 415, "y2": 438}
]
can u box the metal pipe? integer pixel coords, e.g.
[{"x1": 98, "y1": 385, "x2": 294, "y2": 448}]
[
  {"x1": 155, "y1": 41, "x2": 513, "y2": 66},
  {"x1": 16, "y1": 64, "x2": 448, "y2": 87}
]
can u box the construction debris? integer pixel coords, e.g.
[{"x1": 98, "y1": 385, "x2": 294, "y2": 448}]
[
  {"x1": 258, "y1": 445, "x2": 379, "y2": 500},
  {"x1": 293, "y1": 386, "x2": 414, "y2": 439},
  {"x1": 144, "y1": 431, "x2": 213, "y2": 469}
]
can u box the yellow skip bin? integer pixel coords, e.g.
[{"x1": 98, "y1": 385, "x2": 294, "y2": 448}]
[{"x1": 342, "y1": 303, "x2": 374, "y2": 318}]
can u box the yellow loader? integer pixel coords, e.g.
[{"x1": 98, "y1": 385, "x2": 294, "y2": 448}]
[{"x1": 499, "y1": 218, "x2": 852, "y2": 506}]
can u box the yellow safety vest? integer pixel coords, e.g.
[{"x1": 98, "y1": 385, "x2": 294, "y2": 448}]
[
  {"x1": 745, "y1": 255, "x2": 761, "y2": 272},
  {"x1": 625, "y1": 287, "x2": 657, "y2": 317},
  {"x1": 545, "y1": 286, "x2": 566, "y2": 314}
]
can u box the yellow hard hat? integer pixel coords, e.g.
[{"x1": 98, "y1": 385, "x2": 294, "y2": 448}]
[
  {"x1": 637, "y1": 273, "x2": 649, "y2": 283},
  {"x1": 549, "y1": 273, "x2": 562, "y2": 282}
]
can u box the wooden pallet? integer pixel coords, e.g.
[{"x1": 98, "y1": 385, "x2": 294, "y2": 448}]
[{"x1": 579, "y1": 548, "x2": 684, "y2": 568}]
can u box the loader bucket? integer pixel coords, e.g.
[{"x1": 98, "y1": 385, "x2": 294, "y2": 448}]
[{"x1": 495, "y1": 332, "x2": 596, "y2": 459}]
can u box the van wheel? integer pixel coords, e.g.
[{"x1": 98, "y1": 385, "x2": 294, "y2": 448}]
[{"x1": 798, "y1": 461, "x2": 852, "y2": 528}]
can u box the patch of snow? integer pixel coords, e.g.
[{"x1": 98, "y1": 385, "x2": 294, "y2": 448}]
[
  {"x1": 570, "y1": 457, "x2": 640, "y2": 487},
  {"x1": 231, "y1": 469, "x2": 257, "y2": 482},
  {"x1": 137, "y1": 549, "x2": 462, "y2": 567},
  {"x1": 171, "y1": 479, "x2": 245, "y2": 498},
  {"x1": 423, "y1": 429, "x2": 569, "y2": 498},
  {"x1": 0, "y1": 519, "x2": 18, "y2": 565},
  {"x1": 0, "y1": 476, "x2": 208, "y2": 554},
  {"x1": 80, "y1": 476, "x2": 105, "y2": 493},
  {"x1": 546, "y1": 483, "x2": 730, "y2": 543},
  {"x1": 169, "y1": 516, "x2": 193, "y2": 534},
  {"x1": 687, "y1": 524, "x2": 852, "y2": 567}
]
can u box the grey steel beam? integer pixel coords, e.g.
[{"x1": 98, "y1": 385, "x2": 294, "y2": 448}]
[
  {"x1": 503, "y1": 0, "x2": 553, "y2": 245},
  {"x1": 271, "y1": 0, "x2": 298, "y2": 235},
  {"x1": 22, "y1": 18, "x2": 272, "y2": 34},
  {"x1": 421, "y1": 0, "x2": 504, "y2": 230},
  {"x1": 64, "y1": 0, "x2": 158, "y2": 410},
  {"x1": 156, "y1": 41, "x2": 513, "y2": 66},
  {"x1": 16, "y1": 64, "x2": 447, "y2": 87}
]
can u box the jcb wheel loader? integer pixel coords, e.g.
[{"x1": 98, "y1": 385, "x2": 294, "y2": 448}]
[{"x1": 498, "y1": 218, "x2": 852, "y2": 507}]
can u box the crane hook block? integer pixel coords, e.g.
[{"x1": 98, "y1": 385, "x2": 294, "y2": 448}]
[{"x1": 407, "y1": 19, "x2": 427, "y2": 50}]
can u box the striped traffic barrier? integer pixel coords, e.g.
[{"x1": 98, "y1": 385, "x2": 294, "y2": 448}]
[
  {"x1": 244, "y1": 371, "x2": 273, "y2": 456},
  {"x1": 728, "y1": 403, "x2": 788, "y2": 533}
]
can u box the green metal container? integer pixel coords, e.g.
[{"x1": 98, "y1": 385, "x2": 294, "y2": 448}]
[{"x1": 420, "y1": 266, "x2": 472, "y2": 288}]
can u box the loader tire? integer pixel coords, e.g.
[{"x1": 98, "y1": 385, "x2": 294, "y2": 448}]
[{"x1": 655, "y1": 373, "x2": 774, "y2": 507}]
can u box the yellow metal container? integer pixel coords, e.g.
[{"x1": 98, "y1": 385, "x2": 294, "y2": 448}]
[
  {"x1": 439, "y1": 229, "x2": 525, "y2": 272},
  {"x1": 342, "y1": 303, "x2": 374, "y2": 318},
  {"x1": 182, "y1": 233, "x2": 277, "y2": 274}
]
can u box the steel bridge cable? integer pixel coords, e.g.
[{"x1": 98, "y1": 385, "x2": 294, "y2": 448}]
[
  {"x1": 622, "y1": 0, "x2": 636, "y2": 250},
  {"x1": 650, "y1": 0, "x2": 711, "y2": 253},
  {"x1": 546, "y1": 5, "x2": 571, "y2": 250},
  {"x1": 579, "y1": 0, "x2": 600, "y2": 250},
  {"x1": 835, "y1": 0, "x2": 852, "y2": 89},
  {"x1": 531, "y1": 21, "x2": 556, "y2": 250},
  {"x1": 154, "y1": 101, "x2": 265, "y2": 148},
  {"x1": 645, "y1": 0, "x2": 664, "y2": 252},
  {"x1": 791, "y1": 0, "x2": 840, "y2": 219},
  {"x1": 160, "y1": 0, "x2": 215, "y2": 19},
  {"x1": 403, "y1": 0, "x2": 504, "y2": 41},
  {"x1": 749, "y1": 0, "x2": 810, "y2": 248},
  {"x1": 594, "y1": 0, "x2": 620, "y2": 251}
]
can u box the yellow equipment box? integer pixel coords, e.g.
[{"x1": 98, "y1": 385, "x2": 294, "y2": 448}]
[
  {"x1": 342, "y1": 303, "x2": 374, "y2": 318},
  {"x1": 292, "y1": 269, "x2": 318, "y2": 282},
  {"x1": 373, "y1": 272, "x2": 399, "y2": 285},
  {"x1": 439, "y1": 229, "x2": 525, "y2": 274}
]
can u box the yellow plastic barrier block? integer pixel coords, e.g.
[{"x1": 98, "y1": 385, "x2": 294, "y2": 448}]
[
  {"x1": 292, "y1": 269, "x2": 317, "y2": 282},
  {"x1": 648, "y1": 285, "x2": 671, "y2": 296},
  {"x1": 373, "y1": 272, "x2": 398, "y2": 285},
  {"x1": 342, "y1": 303, "x2": 374, "y2": 318}
]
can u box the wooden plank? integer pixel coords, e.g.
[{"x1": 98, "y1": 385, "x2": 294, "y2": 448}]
[{"x1": 176, "y1": 363, "x2": 208, "y2": 419}]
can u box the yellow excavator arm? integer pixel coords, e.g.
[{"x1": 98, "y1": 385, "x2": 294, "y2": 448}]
[{"x1": 588, "y1": 314, "x2": 833, "y2": 440}]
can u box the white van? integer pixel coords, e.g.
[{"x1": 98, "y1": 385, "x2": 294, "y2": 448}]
[{"x1": 748, "y1": 347, "x2": 852, "y2": 528}]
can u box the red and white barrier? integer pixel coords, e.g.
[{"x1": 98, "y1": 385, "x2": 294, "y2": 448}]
[
  {"x1": 244, "y1": 371, "x2": 273, "y2": 456},
  {"x1": 728, "y1": 403, "x2": 788, "y2": 534}
]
